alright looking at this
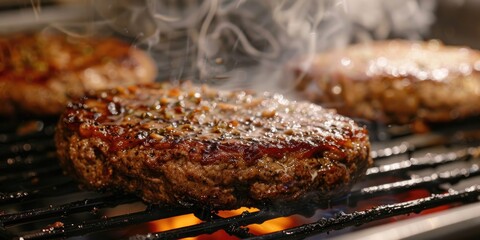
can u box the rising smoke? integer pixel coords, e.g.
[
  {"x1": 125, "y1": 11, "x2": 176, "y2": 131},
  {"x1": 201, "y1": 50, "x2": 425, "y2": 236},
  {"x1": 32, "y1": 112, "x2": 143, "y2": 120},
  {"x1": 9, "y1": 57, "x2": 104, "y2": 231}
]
[{"x1": 88, "y1": 0, "x2": 436, "y2": 96}]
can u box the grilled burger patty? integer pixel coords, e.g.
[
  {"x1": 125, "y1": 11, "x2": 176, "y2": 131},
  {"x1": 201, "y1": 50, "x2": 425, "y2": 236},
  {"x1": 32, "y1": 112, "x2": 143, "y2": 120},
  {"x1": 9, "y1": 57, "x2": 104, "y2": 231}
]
[
  {"x1": 0, "y1": 33, "x2": 156, "y2": 116},
  {"x1": 295, "y1": 40, "x2": 480, "y2": 124},
  {"x1": 55, "y1": 82, "x2": 371, "y2": 209}
]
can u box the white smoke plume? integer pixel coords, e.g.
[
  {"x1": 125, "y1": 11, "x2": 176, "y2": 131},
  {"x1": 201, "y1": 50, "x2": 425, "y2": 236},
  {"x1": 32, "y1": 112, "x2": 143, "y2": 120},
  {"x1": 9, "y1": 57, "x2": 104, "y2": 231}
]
[{"x1": 51, "y1": 0, "x2": 437, "y2": 95}]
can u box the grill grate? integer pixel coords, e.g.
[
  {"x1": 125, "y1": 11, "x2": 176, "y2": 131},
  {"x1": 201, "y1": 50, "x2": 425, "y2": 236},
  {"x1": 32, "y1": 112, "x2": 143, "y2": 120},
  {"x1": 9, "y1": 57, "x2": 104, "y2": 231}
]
[{"x1": 1, "y1": 118, "x2": 480, "y2": 239}]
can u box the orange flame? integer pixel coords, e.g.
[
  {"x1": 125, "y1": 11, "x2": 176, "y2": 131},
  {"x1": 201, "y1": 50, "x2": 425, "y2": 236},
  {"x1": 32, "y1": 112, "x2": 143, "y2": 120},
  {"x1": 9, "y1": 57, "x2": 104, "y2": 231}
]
[{"x1": 149, "y1": 207, "x2": 300, "y2": 239}]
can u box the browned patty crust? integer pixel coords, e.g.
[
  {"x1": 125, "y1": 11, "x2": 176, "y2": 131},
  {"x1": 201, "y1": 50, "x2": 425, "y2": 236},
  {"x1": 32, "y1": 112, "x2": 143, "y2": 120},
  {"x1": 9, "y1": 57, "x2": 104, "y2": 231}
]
[
  {"x1": 295, "y1": 40, "x2": 480, "y2": 124},
  {"x1": 0, "y1": 33, "x2": 156, "y2": 116},
  {"x1": 55, "y1": 82, "x2": 371, "y2": 209}
]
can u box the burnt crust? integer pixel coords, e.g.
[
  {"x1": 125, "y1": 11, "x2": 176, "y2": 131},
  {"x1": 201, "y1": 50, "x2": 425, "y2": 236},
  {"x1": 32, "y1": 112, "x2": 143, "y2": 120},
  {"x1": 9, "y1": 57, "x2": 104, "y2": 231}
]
[
  {"x1": 0, "y1": 33, "x2": 156, "y2": 116},
  {"x1": 55, "y1": 82, "x2": 371, "y2": 209}
]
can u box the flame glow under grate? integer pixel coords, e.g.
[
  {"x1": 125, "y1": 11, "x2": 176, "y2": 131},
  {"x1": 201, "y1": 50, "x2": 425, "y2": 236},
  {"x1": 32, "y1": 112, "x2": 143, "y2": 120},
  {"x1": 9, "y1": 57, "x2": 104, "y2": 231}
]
[
  {"x1": 1, "y1": 1, "x2": 480, "y2": 239},
  {"x1": 0, "y1": 117, "x2": 480, "y2": 240}
]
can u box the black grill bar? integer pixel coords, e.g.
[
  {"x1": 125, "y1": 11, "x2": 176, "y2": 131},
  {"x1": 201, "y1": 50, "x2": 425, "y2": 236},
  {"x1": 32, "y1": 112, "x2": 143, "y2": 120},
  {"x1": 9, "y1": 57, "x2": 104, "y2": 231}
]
[
  {"x1": 135, "y1": 210, "x2": 274, "y2": 240},
  {"x1": 366, "y1": 146, "x2": 479, "y2": 177},
  {"x1": 133, "y1": 210, "x2": 270, "y2": 240},
  {"x1": 8, "y1": 162, "x2": 479, "y2": 239},
  {"x1": 129, "y1": 167, "x2": 480, "y2": 240},
  {"x1": 2, "y1": 119, "x2": 480, "y2": 239},
  {"x1": 244, "y1": 186, "x2": 480, "y2": 240},
  {"x1": 0, "y1": 192, "x2": 29, "y2": 205},
  {"x1": 18, "y1": 207, "x2": 194, "y2": 240},
  {"x1": 0, "y1": 195, "x2": 138, "y2": 227},
  {"x1": 0, "y1": 179, "x2": 75, "y2": 205},
  {"x1": 194, "y1": 210, "x2": 255, "y2": 238},
  {"x1": 0, "y1": 165, "x2": 62, "y2": 184},
  {"x1": 349, "y1": 164, "x2": 480, "y2": 202},
  {"x1": 371, "y1": 129, "x2": 480, "y2": 160}
]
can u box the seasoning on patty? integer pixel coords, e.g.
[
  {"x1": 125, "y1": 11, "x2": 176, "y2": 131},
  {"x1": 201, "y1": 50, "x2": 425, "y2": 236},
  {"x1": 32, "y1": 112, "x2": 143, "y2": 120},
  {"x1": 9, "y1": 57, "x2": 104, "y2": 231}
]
[{"x1": 55, "y1": 82, "x2": 371, "y2": 209}]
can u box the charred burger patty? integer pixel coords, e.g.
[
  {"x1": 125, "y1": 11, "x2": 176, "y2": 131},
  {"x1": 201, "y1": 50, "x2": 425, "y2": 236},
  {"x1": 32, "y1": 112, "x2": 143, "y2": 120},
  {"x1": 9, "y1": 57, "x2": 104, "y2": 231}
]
[
  {"x1": 0, "y1": 33, "x2": 156, "y2": 116},
  {"x1": 55, "y1": 82, "x2": 371, "y2": 209}
]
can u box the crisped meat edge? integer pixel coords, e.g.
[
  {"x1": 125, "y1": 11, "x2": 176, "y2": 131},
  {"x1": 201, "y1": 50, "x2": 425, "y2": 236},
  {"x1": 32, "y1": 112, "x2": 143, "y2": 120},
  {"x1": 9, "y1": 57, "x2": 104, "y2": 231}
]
[
  {"x1": 55, "y1": 83, "x2": 372, "y2": 209},
  {"x1": 55, "y1": 118, "x2": 371, "y2": 209}
]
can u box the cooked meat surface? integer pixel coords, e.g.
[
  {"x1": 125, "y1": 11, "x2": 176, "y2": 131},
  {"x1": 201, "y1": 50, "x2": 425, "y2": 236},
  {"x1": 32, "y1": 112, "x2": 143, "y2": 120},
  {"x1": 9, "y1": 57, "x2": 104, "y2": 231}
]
[
  {"x1": 0, "y1": 33, "x2": 156, "y2": 116},
  {"x1": 55, "y1": 82, "x2": 371, "y2": 209},
  {"x1": 295, "y1": 40, "x2": 480, "y2": 124}
]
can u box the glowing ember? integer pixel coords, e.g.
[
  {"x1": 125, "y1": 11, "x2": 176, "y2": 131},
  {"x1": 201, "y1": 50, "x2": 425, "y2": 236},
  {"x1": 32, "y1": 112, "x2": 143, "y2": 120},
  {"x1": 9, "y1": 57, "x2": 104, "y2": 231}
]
[
  {"x1": 217, "y1": 207, "x2": 298, "y2": 235},
  {"x1": 148, "y1": 207, "x2": 300, "y2": 239},
  {"x1": 149, "y1": 213, "x2": 202, "y2": 234}
]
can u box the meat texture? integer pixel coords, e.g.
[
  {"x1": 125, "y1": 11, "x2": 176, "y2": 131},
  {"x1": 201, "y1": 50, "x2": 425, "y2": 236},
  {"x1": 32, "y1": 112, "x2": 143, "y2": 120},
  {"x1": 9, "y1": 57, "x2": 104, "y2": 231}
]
[
  {"x1": 0, "y1": 33, "x2": 156, "y2": 116},
  {"x1": 295, "y1": 40, "x2": 480, "y2": 124},
  {"x1": 55, "y1": 82, "x2": 371, "y2": 209}
]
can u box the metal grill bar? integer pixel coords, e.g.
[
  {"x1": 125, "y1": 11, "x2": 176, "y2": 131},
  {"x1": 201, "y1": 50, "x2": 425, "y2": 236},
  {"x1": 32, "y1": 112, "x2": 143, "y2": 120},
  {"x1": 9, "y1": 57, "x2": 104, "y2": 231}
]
[
  {"x1": 129, "y1": 165, "x2": 480, "y2": 239},
  {"x1": 366, "y1": 146, "x2": 478, "y2": 179},
  {"x1": 135, "y1": 209, "x2": 279, "y2": 240},
  {"x1": 244, "y1": 186, "x2": 480, "y2": 240},
  {"x1": 19, "y1": 207, "x2": 194, "y2": 240},
  {"x1": 0, "y1": 180, "x2": 75, "y2": 205},
  {"x1": 2, "y1": 119, "x2": 480, "y2": 239},
  {"x1": 0, "y1": 195, "x2": 138, "y2": 227},
  {"x1": 350, "y1": 165, "x2": 480, "y2": 200},
  {"x1": 0, "y1": 165, "x2": 62, "y2": 183}
]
